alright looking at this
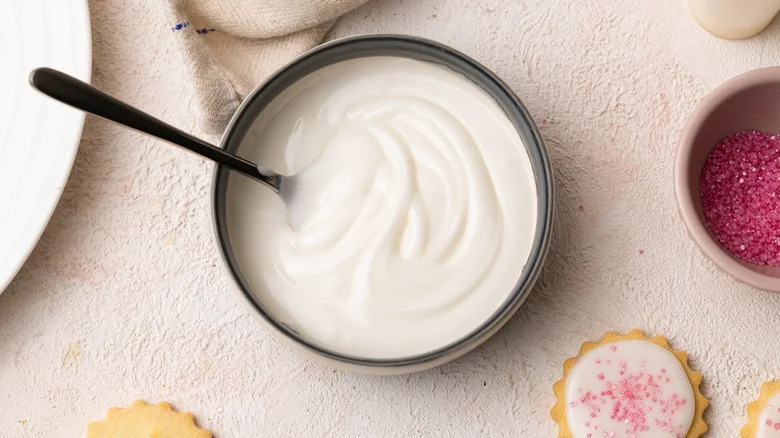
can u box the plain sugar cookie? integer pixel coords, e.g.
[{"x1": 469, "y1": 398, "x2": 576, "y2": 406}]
[
  {"x1": 551, "y1": 329, "x2": 708, "y2": 438},
  {"x1": 87, "y1": 400, "x2": 212, "y2": 438}
]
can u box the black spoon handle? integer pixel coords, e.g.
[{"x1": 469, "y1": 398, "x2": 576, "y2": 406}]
[{"x1": 29, "y1": 67, "x2": 278, "y2": 188}]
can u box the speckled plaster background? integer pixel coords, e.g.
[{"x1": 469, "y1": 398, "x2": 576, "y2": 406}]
[{"x1": 1, "y1": 0, "x2": 779, "y2": 436}]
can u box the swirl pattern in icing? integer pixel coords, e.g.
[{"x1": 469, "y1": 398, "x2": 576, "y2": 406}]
[{"x1": 226, "y1": 56, "x2": 537, "y2": 358}]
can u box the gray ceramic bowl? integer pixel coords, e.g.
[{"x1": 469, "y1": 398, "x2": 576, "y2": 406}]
[
  {"x1": 211, "y1": 35, "x2": 554, "y2": 374},
  {"x1": 675, "y1": 66, "x2": 780, "y2": 293}
]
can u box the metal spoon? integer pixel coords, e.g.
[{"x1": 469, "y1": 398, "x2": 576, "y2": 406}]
[{"x1": 28, "y1": 67, "x2": 281, "y2": 191}]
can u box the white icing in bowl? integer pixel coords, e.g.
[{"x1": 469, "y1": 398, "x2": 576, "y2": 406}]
[{"x1": 225, "y1": 56, "x2": 538, "y2": 359}]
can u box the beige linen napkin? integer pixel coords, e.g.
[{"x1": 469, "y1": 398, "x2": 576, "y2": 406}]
[{"x1": 167, "y1": 0, "x2": 369, "y2": 134}]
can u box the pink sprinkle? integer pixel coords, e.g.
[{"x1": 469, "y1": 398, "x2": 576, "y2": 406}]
[
  {"x1": 700, "y1": 130, "x2": 780, "y2": 266},
  {"x1": 542, "y1": 119, "x2": 548, "y2": 125},
  {"x1": 767, "y1": 419, "x2": 773, "y2": 426},
  {"x1": 610, "y1": 346, "x2": 617, "y2": 352},
  {"x1": 598, "y1": 373, "x2": 605, "y2": 380},
  {"x1": 578, "y1": 204, "x2": 585, "y2": 211},
  {"x1": 639, "y1": 249, "x2": 644, "y2": 255},
  {"x1": 774, "y1": 422, "x2": 780, "y2": 430}
]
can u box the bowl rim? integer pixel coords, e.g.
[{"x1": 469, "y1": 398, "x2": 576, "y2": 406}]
[
  {"x1": 211, "y1": 34, "x2": 555, "y2": 371},
  {"x1": 674, "y1": 66, "x2": 780, "y2": 293}
]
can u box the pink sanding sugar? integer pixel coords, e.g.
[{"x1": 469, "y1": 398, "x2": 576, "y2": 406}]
[{"x1": 699, "y1": 130, "x2": 780, "y2": 266}]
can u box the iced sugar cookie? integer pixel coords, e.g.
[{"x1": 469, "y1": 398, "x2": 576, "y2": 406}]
[
  {"x1": 87, "y1": 400, "x2": 212, "y2": 438},
  {"x1": 551, "y1": 330, "x2": 708, "y2": 438},
  {"x1": 742, "y1": 380, "x2": 780, "y2": 437}
]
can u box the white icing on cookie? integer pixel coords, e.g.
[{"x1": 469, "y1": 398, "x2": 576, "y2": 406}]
[
  {"x1": 564, "y1": 340, "x2": 695, "y2": 438},
  {"x1": 757, "y1": 390, "x2": 780, "y2": 437}
]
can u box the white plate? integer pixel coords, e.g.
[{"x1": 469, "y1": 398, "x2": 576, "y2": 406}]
[{"x1": 0, "y1": 1, "x2": 91, "y2": 293}]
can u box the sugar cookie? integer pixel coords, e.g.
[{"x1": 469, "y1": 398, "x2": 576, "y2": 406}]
[
  {"x1": 551, "y1": 329, "x2": 708, "y2": 438},
  {"x1": 87, "y1": 400, "x2": 211, "y2": 438}
]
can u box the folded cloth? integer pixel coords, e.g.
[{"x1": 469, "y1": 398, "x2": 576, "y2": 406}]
[{"x1": 167, "y1": 0, "x2": 369, "y2": 134}]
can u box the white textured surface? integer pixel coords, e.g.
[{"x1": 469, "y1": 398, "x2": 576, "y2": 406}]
[{"x1": 0, "y1": 0, "x2": 779, "y2": 436}]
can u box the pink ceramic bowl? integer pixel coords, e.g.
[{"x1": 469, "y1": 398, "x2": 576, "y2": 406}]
[{"x1": 675, "y1": 66, "x2": 780, "y2": 293}]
